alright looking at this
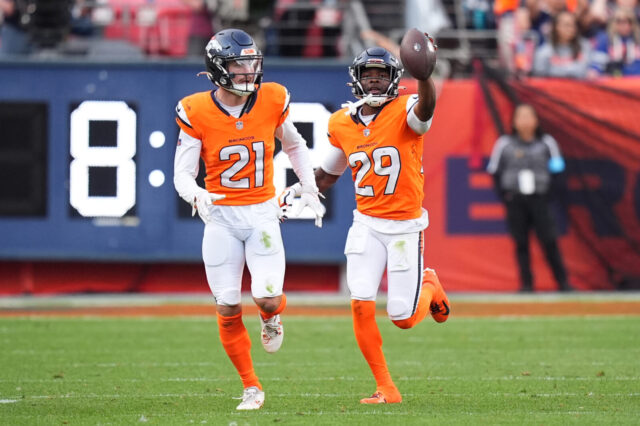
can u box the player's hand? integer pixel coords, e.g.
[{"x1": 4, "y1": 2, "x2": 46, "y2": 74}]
[
  {"x1": 192, "y1": 190, "x2": 225, "y2": 224},
  {"x1": 277, "y1": 183, "x2": 300, "y2": 222},
  {"x1": 278, "y1": 183, "x2": 326, "y2": 228}
]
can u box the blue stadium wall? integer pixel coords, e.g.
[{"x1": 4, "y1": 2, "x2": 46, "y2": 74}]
[{"x1": 0, "y1": 59, "x2": 357, "y2": 263}]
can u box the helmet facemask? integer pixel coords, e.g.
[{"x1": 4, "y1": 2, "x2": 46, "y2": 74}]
[
  {"x1": 349, "y1": 61, "x2": 403, "y2": 107},
  {"x1": 210, "y1": 55, "x2": 263, "y2": 96}
]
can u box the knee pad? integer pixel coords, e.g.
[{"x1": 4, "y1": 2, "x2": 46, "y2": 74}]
[
  {"x1": 252, "y1": 278, "x2": 282, "y2": 299},
  {"x1": 214, "y1": 288, "x2": 241, "y2": 306},
  {"x1": 387, "y1": 298, "x2": 411, "y2": 321}
]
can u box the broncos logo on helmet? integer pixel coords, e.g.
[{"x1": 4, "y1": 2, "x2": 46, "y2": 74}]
[
  {"x1": 204, "y1": 29, "x2": 263, "y2": 96},
  {"x1": 348, "y1": 47, "x2": 404, "y2": 107}
]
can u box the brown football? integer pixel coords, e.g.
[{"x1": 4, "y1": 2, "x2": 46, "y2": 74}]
[{"x1": 399, "y1": 28, "x2": 437, "y2": 80}]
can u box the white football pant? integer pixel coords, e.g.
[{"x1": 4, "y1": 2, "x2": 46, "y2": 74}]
[
  {"x1": 202, "y1": 220, "x2": 285, "y2": 306},
  {"x1": 345, "y1": 221, "x2": 424, "y2": 321}
]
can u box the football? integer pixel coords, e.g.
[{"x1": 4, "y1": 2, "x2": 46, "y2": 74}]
[{"x1": 399, "y1": 28, "x2": 437, "y2": 80}]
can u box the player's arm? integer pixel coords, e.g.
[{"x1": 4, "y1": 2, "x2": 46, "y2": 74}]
[
  {"x1": 414, "y1": 78, "x2": 436, "y2": 122},
  {"x1": 173, "y1": 129, "x2": 204, "y2": 204},
  {"x1": 406, "y1": 80, "x2": 436, "y2": 136},
  {"x1": 174, "y1": 101, "x2": 224, "y2": 223},
  {"x1": 316, "y1": 141, "x2": 347, "y2": 193},
  {"x1": 276, "y1": 115, "x2": 317, "y2": 192},
  {"x1": 276, "y1": 115, "x2": 325, "y2": 226},
  {"x1": 315, "y1": 168, "x2": 340, "y2": 193}
]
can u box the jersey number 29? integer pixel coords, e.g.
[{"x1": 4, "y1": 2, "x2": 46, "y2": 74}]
[{"x1": 349, "y1": 147, "x2": 400, "y2": 197}]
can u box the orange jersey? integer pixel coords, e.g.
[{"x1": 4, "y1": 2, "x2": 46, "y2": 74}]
[
  {"x1": 176, "y1": 82, "x2": 290, "y2": 205},
  {"x1": 328, "y1": 95, "x2": 425, "y2": 220}
]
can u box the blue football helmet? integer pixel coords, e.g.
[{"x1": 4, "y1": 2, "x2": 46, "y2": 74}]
[
  {"x1": 205, "y1": 29, "x2": 263, "y2": 96},
  {"x1": 348, "y1": 47, "x2": 404, "y2": 107}
]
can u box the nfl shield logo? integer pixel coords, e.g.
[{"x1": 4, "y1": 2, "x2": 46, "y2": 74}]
[
  {"x1": 363, "y1": 128, "x2": 370, "y2": 137},
  {"x1": 236, "y1": 121, "x2": 243, "y2": 130}
]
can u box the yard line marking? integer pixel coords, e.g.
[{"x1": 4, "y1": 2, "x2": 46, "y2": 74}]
[
  {"x1": 3, "y1": 375, "x2": 640, "y2": 384},
  {"x1": 5, "y1": 392, "x2": 639, "y2": 401},
  {"x1": 64, "y1": 361, "x2": 344, "y2": 368}
]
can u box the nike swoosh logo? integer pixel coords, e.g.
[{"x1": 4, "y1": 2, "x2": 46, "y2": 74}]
[{"x1": 442, "y1": 301, "x2": 450, "y2": 316}]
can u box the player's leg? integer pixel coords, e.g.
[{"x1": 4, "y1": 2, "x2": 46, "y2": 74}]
[
  {"x1": 386, "y1": 231, "x2": 431, "y2": 329},
  {"x1": 202, "y1": 223, "x2": 263, "y2": 410},
  {"x1": 346, "y1": 222, "x2": 401, "y2": 404},
  {"x1": 424, "y1": 267, "x2": 450, "y2": 323},
  {"x1": 386, "y1": 231, "x2": 450, "y2": 327},
  {"x1": 245, "y1": 220, "x2": 286, "y2": 353}
]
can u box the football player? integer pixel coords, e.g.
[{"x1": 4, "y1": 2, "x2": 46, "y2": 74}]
[
  {"x1": 173, "y1": 28, "x2": 325, "y2": 410},
  {"x1": 281, "y1": 46, "x2": 450, "y2": 404}
]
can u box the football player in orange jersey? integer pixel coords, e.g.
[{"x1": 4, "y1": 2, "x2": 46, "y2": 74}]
[
  {"x1": 282, "y1": 46, "x2": 450, "y2": 404},
  {"x1": 173, "y1": 29, "x2": 325, "y2": 410}
]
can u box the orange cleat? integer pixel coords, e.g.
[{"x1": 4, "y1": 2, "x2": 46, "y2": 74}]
[
  {"x1": 424, "y1": 268, "x2": 450, "y2": 323},
  {"x1": 360, "y1": 388, "x2": 402, "y2": 404}
]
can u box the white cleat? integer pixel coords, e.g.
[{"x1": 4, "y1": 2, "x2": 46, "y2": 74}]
[
  {"x1": 260, "y1": 314, "x2": 283, "y2": 353},
  {"x1": 235, "y1": 386, "x2": 264, "y2": 410}
]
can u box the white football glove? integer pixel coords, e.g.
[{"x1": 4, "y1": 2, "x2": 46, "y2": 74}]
[
  {"x1": 278, "y1": 183, "x2": 325, "y2": 228},
  {"x1": 191, "y1": 190, "x2": 225, "y2": 224},
  {"x1": 278, "y1": 184, "x2": 299, "y2": 222}
]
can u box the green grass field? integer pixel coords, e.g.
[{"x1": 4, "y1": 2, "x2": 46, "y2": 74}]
[{"x1": 1, "y1": 315, "x2": 639, "y2": 425}]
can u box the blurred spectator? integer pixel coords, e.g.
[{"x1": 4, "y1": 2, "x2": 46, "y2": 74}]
[
  {"x1": 582, "y1": 0, "x2": 640, "y2": 37},
  {"x1": 406, "y1": 0, "x2": 452, "y2": 34},
  {"x1": 463, "y1": 0, "x2": 495, "y2": 30},
  {"x1": 591, "y1": 7, "x2": 640, "y2": 75},
  {"x1": 0, "y1": 0, "x2": 31, "y2": 55},
  {"x1": 498, "y1": 0, "x2": 581, "y2": 71},
  {"x1": 273, "y1": 0, "x2": 342, "y2": 57},
  {"x1": 532, "y1": 11, "x2": 592, "y2": 77},
  {"x1": 521, "y1": 0, "x2": 553, "y2": 43},
  {"x1": 545, "y1": 0, "x2": 579, "y2": 16},
  {"x1": 361, "y1": 0, "x2": 451, "y2": 58},
  {"x1": 25, "y1": 0, "x2": 73, "y2": 50},
  {"x1": 487, "y1": 104, "x2": 572, "y2": 293},
  {"x1": 359, "y1": 29, "x2": 401, "y2": 58},
  {"x1": 511, "y1": 0, "x2": 552, "y2": 74},
  {"x1": 181, "y1": 0, "x2": 218, "y2": 56},
  {"x1": 70, "y1": 0, "x2": 94, "y2": 37},
  {"x1": 495, "y1": 0, "x2": 524, "y2": 71}
]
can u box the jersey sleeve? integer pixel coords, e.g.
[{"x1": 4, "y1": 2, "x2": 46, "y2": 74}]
[
  {"x1": 327, "y1": 113, "x2": 342, "y2": 149},
  {"x1": 173, "y1": 129, "x2": 204, "y2": 205},
  {"x1": 175, "y1": 99, "x2": 200, "y2": 139},
  {"x1": 278, "y1": 87, "x2": 291, "y2": 127},
  {"x1": 321, "y1": 142, "x2": 348, "y2": 176},
  {"x1": 405, "y1": 94, "x2": 432, "y2": 135}
]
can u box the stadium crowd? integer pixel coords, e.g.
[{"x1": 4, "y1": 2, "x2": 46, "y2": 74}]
[
  {"x1": 495, "y1": 0, "x2": 640, "y2": 76},
  {"x1": 0, "y1": 0, "x2": 637, "y2": 78}
]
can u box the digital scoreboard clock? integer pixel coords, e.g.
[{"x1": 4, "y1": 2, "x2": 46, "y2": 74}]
[{"x1": 0, "y1": 60, "x2": 356, "y2": 262}]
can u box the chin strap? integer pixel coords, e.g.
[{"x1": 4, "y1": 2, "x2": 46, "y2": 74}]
[{"x1": 341, "y1": 94, "x2": 373, "y2": 116}]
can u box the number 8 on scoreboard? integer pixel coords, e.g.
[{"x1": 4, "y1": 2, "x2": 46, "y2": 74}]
[{"x1": 69, "y1": 101, "x2": 137, "y2": 218}]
